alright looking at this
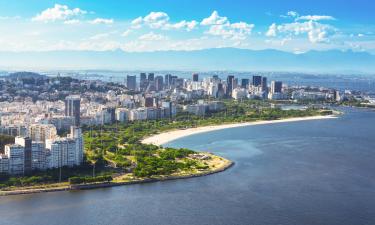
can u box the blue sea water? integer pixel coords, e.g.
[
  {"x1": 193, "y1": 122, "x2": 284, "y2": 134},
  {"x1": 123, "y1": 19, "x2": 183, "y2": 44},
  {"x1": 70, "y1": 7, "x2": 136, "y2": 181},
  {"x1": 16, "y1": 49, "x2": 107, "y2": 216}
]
[{"x1": 0, "y1": 107, "x2": 374, "y2": 225}]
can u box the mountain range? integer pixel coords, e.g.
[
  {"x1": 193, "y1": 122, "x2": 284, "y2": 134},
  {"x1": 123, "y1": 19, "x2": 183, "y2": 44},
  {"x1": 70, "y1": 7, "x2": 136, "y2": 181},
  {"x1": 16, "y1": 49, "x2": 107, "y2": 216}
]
[{"x1": 0, "y1": 48, "x2": 374, "y2": 74}]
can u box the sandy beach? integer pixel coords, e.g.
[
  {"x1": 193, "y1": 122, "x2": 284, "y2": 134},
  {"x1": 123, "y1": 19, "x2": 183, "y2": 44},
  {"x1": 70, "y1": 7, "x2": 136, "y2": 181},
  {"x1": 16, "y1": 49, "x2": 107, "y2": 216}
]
[{"x1": 142, "y1": 115, "x2": 337, "y2": 146}]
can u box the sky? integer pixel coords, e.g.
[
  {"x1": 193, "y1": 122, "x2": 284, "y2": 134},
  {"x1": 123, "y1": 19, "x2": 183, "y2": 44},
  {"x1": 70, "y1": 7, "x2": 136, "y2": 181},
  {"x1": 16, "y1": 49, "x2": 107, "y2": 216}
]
[{"x1": 0, "y1": 0, "x2": 374, "y2": 54}]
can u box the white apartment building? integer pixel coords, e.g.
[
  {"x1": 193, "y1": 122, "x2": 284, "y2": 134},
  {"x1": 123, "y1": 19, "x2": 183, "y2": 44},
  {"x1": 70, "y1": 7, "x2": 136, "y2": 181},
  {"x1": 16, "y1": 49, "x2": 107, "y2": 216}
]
[
  {"x1": 4, "y1": 144, "x2": 25, "y2": 175},
  {"x1": 115, "y1": 108, "x2": 129, "y2": 122},
  {"x1": 31, "y1": 142, "x2": 46, "y2": 170},
  {"x1": 28, "y1": 124, "x2": 58, "y2": 143},
  {"x1": 0, "y1": 155, "x2": 9, "y2": 174}
]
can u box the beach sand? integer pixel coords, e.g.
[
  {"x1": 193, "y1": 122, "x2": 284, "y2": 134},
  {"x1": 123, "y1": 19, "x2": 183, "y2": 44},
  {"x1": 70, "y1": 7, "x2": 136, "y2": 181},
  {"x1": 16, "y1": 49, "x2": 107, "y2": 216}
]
[{"x1": 142, "y1": 115, "x2": 337, "y2": 146}]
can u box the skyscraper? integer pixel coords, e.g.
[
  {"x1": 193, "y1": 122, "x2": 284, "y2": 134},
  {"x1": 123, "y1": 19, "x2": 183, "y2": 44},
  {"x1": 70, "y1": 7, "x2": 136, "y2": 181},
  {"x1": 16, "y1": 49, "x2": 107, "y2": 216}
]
[
  {"x1": 165, "y1": 74, "x2": 172, "y2": 88},
  {"x1": 261, "y1": 77, "x2": 268, "y2": 92},
  {"x1": 15, "y1": 136, "x2": 32, "y2": 173},
  {"x1": 4, "y1": 144, "x2": 24, "y2": 175},
  {"x1": 126, "y1": 75, "x2": 137, "y2": 91},
  {"x1": 155, "y1": 76, "x2": 164, "y2": 91},
  {"x1": 65, "y1": 95, "x2": 81, "y2": 126},
  {"x1": 140, "y1": 73, "x2": 147, "y2": 91},
  {"x1": 252, "y1": 75, "x2": 262, "y2": 87},
  {"x1": 148, "y1": 73, "x2": 154, "y2": 82},
  {"x1": 226, "y1": 75, "x2": 235, "y2": 96},
  {"x1": 270, "y1": 81, "x2": 282, "y2": 94},
  {"x1": 241, "y1": 79, "x2": 249, "y2": 88},
  {"x1": 193, "y1": 73, "x2": 199, "y2": 82}
]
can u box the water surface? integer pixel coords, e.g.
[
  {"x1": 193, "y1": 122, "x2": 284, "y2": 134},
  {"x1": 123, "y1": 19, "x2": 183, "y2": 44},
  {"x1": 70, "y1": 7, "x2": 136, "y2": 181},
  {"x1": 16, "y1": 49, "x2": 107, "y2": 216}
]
[{"x1": 1, "y1": 108, "x2": 375, "y2": 225}]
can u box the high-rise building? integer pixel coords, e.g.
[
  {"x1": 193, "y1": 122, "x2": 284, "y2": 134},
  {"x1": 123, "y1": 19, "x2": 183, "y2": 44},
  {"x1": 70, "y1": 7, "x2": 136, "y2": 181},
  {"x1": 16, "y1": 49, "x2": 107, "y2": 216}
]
[
  {"x1": 270, "y1": 81, "x2": 282, "y2": 94},
  {"x1": 140, "y1": 73, "x2": 148, "y2": 91},
  {"x1": 4, "y1": 144, "x2": 24, "y2": 175},
  {"x1": 126, "y1": 75, "x2": 137, "y2": 91},
  {"x1": 0, "y1": 154, "x2": 9, "y2": 174},
  {"x1": 226, "y1": 75, "x2": 235, "y2": 96},
  {"x1": 241, "y1": 79, "x2": 249, "y2": 88},
  {"x1": 193, "y1": 73, "x2": 199, "y2": 82},
  {"x1": 261, "y1": 77, "x2": 268, "y2": 92},
  {"x1": 29, "y1": 124, "x2": 57, "y2": 143},
  {"x1": 253, "y1": 76, "x2": 262, "y2": 87},
  {"x1": 46, "y1": 127, "x2": 83, "y2": 169},
  {"x1": 165, "y1": 74, "x2": 172, "y2": 88},
  {"x1": 68, "y1": 126, "x2": 84, "y2": 166},
  {"x1": 65, "y1": 95, "x2": 81, "y2": 126},
  {"x1": 31, "y1": 142, "x2": 46, "y2": 170},
  {"x1": 15, "y1": 136, "x2": 32, "y2": 173},
  {"x1": 148, "y1": 73, "x2": 155, "y2": 82},
  {"x1": 155, "y1": 76, "x2": 164, "y2": 91}
]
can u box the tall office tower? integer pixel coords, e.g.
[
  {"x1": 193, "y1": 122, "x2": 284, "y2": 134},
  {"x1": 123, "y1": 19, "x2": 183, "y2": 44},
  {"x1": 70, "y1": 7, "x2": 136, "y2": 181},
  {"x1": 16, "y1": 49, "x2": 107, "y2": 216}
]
[
  {"x1": 155, "y1": 76, "x2": 164, "y2": 91},
  {"x1": 148, "y1": 73, "x2": 155, "y2": 82},
  {"x1": 261, "y1": 77, "x2": 268, "y2": 92},
  {"x1": 29, "y1": 124, "x2": 57, "y2": 143},
  {"x1": 65, "y1": 95, "x2": 81, "y2": 126},
  {"x1": 233, "y1": 78, "x2": 239, "y2": 89},
  {"x1": 252, "y1": 75, "x2": 262, "y2": 87},
  {"x1": 165, "y1": 74, "x2": 172, "y2": 88},
  {"x1": 68, "y1": 126, "x2": 84, "y2": 166},
  {"x1": 226, "y1": 75, "x2": 235, "y2": 96},
  {"x1": 126, "y1": 75, "x2": 137, "y2": 91},
  {"x1": 171, "y1": 76, "x2": 178, "y2": 87},
  {"x1": 193, "y1": 73, "x2": 199, "y2": 82},
  {"x1": 4, "y1": 144, "x2": 25, "y2": 175},
  {"x1": 15, "y1": 136, "x2": 32, "y2": 173},
  {"x1": 140, "y1": 73, "x2": 148, "y2": 91},
  {"x1": 217, "y1": 83, "x2": 225, "y2": 98},
  {"x1": 270, "y1": 81, "x2": 283, "y2": 94},
  {"x1": 241, "y1": 79, "x2": 249, "y2": 88}
]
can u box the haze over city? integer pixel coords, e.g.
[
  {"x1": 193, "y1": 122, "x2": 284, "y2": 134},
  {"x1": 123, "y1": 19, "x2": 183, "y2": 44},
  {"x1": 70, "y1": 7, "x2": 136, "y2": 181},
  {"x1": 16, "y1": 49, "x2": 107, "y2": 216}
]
[{"x1": 0, "y1": 1, "x2": 375, "y2": 225}]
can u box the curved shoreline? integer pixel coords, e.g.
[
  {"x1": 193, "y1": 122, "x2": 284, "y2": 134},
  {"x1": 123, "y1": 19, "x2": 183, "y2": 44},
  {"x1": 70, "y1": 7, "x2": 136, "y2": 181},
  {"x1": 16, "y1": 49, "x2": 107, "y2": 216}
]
[
  {"x1": 0, "y1": 154, "x2": 233, "y2": 196},
  {"x1": 0, "y1": 114, "x2": 336, "y2": 197},
  {"x1": 142, "y1": 115, "x2": 337, "y2": 146}
]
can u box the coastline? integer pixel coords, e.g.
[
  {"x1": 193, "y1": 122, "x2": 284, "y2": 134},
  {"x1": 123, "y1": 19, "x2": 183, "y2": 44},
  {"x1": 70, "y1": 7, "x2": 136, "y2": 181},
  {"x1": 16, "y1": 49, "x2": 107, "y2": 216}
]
[
  {"x1": 0, "y1": 114, "x2": 336, "y2": 197},
  {"x1": 142, "y1": 115, "x2": 337, "y2": 146},
  {"x1": 0, "y1": 153, "x2": 233, "y2": 197}
]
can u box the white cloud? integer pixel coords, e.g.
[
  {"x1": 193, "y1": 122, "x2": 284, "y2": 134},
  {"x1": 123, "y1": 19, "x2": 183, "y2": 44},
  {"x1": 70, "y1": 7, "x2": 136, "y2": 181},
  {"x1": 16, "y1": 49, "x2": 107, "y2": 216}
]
[
  {"x1": 143, "y1": 12, "x2": 169, "y2": 29},
  {"x1": 32, "y1": 4, "x2": 86, "y2": 22},
  {"x1": 281, "y1": 11, "x2": 299, "y2": 18},
  {"x1": 267, "y1": 20, "x2": 336, "y2": 43},
  {"x1": 64, "y1": 19, "x2": 80, "y2": 25},
  {"x1": 90, "y1": 33, "x2": 110, "y2": 40},
  {"x1": 130, "y1": 12, "x2": 197, "y2": 31},
  {"x1": 138, "y1": 32, "x2": 168, "y2": 41},
  {"x1": 164, "y1": 20, "x2": 198, "y2": 31},
  {"x1": 89, "y1": 18, "x2": 114, "y2": 25},
  {"x1": 121, "y1": 30, "x2": 132, "y2": 37},
  {"x1": 296, "y1": 15, "x2": 336, "y2": 21},
  {"x1": 131, "y1": 17, "x2": 143, "y2": 29},
  {"x1": 268, "y1": 11, "x2": 338, "y2": 44},
  {"x1": 202, "y1": 11, "x2": 254, "y2": 40},
  {"x1": 201, "y1": 11, "x2": 228, "y2": 26},
  {"x1": 266, "y1": 23, "x2": 277, "y2": 37}
]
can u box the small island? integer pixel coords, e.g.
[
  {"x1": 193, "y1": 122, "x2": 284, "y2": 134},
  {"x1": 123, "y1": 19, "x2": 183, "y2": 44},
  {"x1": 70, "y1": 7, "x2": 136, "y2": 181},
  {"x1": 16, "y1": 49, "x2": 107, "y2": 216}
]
[{"x1": 0, "y1": 99, "x2": 336, "y2": 196}]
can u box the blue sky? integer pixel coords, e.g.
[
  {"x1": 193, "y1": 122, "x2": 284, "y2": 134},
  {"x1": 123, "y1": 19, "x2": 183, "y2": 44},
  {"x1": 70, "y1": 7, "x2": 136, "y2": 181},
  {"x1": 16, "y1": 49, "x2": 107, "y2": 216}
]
[{"x1": 0, "y1": 0, "x2": 374, "y2": 53}]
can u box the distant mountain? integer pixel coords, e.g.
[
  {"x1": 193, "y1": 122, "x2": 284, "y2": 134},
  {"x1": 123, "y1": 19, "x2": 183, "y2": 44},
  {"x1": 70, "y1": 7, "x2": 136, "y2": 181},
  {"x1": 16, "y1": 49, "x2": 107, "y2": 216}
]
[
  {"x1": 0, "y1": 48, "x2": 374, "y2": 74},
  {"x1": 6, "y1": 71, "x2": 46, "y2": 79}
]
